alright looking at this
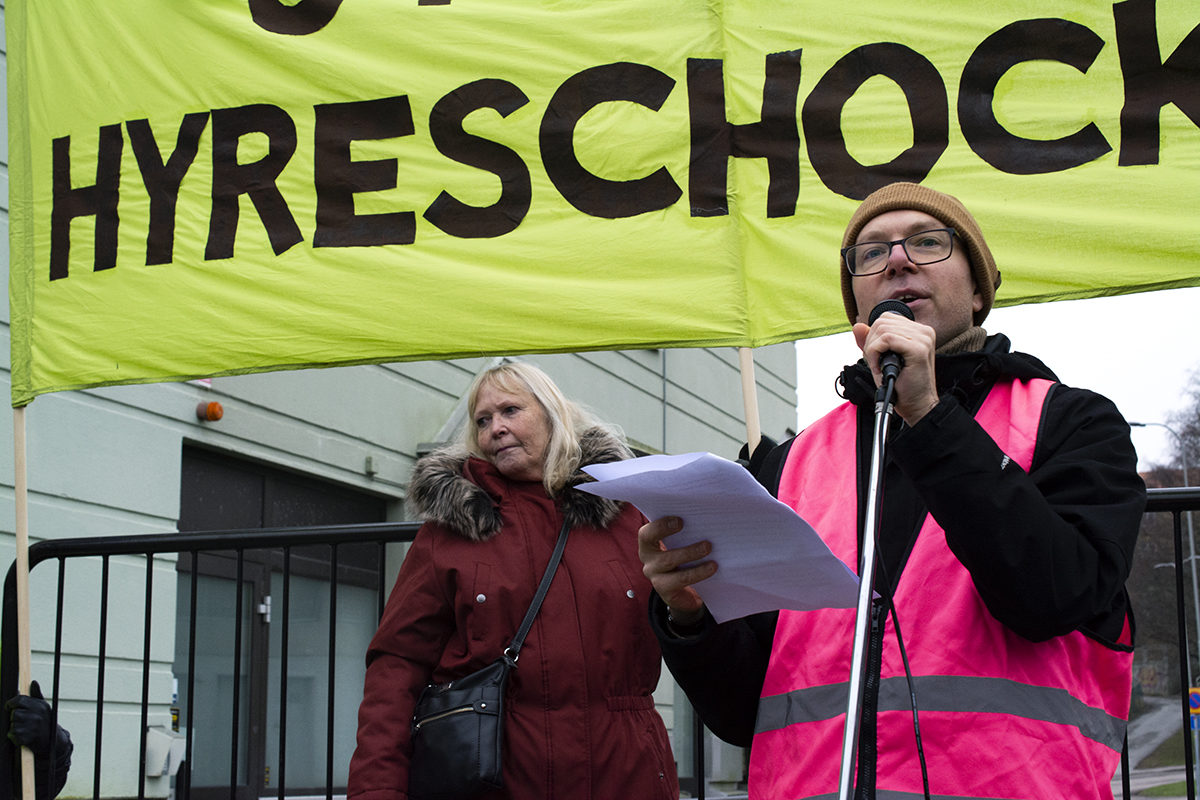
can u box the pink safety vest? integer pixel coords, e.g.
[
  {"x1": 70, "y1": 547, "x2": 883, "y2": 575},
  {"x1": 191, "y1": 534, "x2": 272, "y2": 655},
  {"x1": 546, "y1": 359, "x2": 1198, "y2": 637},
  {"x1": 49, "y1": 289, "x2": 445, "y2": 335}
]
[{"x1": 750, "y1": 379, "x2": 1133, "y2": 800}]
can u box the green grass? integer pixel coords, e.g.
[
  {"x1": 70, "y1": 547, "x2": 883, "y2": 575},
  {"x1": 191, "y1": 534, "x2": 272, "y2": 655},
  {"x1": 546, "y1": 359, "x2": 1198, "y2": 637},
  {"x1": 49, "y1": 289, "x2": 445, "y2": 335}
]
[
  {"x1": 1141, "y1": 780, "x2": 1187, "y2": 797},
  {"x1": 1140, "y1": 727, "x2": 1186, "y2": 769}
]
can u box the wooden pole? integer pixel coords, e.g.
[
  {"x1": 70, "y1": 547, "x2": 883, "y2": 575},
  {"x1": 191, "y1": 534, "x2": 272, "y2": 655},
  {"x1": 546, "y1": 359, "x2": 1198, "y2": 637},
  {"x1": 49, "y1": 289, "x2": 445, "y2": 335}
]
[
  {"x1": 13, "y1": 405, "x2": 37, "y2": 800},
  {"x1": 738, "y1": 347, "x2": 762, "y2": 458}
]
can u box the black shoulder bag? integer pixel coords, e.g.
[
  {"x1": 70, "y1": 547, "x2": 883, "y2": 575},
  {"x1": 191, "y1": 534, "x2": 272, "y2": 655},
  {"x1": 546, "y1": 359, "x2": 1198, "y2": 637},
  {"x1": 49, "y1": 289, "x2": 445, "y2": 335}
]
[{"x1": 409, "y1": 520, "x2": 570, "y2": 799}]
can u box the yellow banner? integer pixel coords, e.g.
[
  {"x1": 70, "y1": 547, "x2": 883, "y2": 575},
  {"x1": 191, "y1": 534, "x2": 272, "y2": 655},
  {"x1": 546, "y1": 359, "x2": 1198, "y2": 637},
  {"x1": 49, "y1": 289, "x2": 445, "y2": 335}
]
[{"x1": 8, "y1": 0, "x2": 1200, "y2": 405}]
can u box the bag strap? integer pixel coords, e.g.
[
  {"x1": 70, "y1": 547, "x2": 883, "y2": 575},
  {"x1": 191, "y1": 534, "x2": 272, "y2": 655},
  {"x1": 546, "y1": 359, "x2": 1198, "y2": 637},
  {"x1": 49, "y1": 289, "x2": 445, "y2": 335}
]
[{"x1": 504, "y1": 519, "x2": 570, "y2": 663}]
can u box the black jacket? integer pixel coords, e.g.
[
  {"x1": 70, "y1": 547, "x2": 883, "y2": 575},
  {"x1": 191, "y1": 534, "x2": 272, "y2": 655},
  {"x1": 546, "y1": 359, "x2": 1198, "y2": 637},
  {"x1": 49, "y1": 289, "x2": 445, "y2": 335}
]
[{"x1": 650, "y1": 334, "x2": 1146, "y2": 749}]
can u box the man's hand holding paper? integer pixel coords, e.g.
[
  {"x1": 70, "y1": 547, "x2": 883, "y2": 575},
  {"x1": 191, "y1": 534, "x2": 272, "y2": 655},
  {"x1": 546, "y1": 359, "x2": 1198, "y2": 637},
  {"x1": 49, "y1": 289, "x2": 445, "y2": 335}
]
[{"x1": 579, "y1": 452, "x2": 858, "y2": 623}]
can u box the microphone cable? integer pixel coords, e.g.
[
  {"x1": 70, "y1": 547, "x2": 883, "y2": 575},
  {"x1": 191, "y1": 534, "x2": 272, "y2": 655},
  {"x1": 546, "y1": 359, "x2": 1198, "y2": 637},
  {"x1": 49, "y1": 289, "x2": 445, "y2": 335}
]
[{"x1": 886, "y1": 593, "x2": 932, "y2": 800}]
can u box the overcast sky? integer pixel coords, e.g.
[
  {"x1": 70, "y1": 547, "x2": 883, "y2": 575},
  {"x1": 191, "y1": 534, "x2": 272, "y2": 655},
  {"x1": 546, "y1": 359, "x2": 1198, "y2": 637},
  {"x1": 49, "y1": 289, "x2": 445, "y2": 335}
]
[{"x1": 793, "y1": 285, "x2": 1200, "y2": 473}]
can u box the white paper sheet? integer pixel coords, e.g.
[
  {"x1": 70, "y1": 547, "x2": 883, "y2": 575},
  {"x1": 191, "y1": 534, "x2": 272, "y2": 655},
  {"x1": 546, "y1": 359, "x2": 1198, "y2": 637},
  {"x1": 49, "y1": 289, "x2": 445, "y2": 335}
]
[{"x1": 580, "y1": 452, "x2": 859, "y2": 623}]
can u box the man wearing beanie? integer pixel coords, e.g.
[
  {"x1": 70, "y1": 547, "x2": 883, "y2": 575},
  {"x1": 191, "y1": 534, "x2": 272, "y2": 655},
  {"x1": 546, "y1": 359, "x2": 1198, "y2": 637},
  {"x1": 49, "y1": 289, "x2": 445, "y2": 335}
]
[{"x1": 637, "y1": 182, "x2": 1145, "y2": 799}]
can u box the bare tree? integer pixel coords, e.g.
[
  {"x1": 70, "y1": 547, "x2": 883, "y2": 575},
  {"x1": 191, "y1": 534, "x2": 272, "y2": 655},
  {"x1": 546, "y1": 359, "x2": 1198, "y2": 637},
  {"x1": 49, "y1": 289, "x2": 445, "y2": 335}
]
[{"x1": 1167, "y1": 364, "x2": 1200, "y2": 472}]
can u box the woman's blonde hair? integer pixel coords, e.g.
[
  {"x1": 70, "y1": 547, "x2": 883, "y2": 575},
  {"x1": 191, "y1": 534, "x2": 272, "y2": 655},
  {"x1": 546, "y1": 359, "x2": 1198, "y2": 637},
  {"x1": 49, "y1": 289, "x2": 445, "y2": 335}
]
[{"x1": 464, "y1": 361, "x2": 602, "y2": 495}]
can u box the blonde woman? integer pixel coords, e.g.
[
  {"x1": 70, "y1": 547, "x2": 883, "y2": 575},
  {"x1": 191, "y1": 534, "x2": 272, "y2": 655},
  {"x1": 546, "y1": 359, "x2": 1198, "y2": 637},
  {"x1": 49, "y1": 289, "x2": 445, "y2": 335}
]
[{"x1": 349, "y1": 361, "x2": 677, "y2": 800}]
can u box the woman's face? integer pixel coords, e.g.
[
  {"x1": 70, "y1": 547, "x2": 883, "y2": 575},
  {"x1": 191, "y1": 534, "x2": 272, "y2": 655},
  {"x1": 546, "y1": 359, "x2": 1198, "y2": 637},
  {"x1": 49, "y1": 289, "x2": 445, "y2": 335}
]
[{"x1": 473, "y1": 382, "x2": 552, "y2": 483}]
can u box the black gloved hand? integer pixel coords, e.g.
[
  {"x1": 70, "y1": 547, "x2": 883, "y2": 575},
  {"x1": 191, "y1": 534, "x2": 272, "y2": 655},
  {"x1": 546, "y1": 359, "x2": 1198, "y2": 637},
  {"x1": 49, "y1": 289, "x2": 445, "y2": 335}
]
[
  {"x1": 7, "y1": 680, "x2": 55, "y2": 755},
  {"x1": 736, "y1": 434, "x2": 778, "y2": 473}
]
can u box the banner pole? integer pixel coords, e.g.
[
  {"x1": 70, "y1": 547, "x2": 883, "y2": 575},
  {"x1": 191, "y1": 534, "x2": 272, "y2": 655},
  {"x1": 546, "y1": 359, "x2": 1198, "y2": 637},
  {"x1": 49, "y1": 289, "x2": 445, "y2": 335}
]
[
  {"x1": 13, "y1": 405, "x2": 36, "y2": 800},
  {"x1": 738, "y1": 347, "x2": 762, "y2": 457}
]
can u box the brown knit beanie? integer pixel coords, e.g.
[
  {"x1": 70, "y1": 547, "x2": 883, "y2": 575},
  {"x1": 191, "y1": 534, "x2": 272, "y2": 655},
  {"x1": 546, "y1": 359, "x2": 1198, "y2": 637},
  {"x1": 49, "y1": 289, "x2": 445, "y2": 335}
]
[{"x1": 840, "y1": 182, "x2": 1001, "y2": 326}]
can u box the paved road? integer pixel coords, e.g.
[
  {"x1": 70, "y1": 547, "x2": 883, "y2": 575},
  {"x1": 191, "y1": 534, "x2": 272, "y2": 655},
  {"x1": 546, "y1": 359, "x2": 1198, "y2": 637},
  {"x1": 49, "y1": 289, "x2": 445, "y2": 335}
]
[
  {"x1": 1113, "y1": 696, "x2": 1194, "y2": 798},
  {"x1": 1128, "y1": 696, "x2": 1188, "y2": 764},
  {"x1": 1116, "y1": 765, "x2": 1191, "y2": 797}
]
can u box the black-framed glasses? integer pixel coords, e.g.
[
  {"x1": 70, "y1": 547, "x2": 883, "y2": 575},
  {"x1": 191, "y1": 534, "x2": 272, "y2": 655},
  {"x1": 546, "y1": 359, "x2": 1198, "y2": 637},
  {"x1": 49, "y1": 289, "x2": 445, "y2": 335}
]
[{"x1": 841, "y1": 227, "x2": 957, "y2": 276}]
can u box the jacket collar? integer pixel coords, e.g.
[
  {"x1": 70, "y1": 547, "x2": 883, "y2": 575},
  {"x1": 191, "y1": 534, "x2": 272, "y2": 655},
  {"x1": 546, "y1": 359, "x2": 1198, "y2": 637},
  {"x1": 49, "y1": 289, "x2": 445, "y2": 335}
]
[
  {"x1": 838, "y1": 332, "x2": 1060, "y2": 409},
  {"x1": 407, "y1": 426, "x2": 632, "y2": 542}
]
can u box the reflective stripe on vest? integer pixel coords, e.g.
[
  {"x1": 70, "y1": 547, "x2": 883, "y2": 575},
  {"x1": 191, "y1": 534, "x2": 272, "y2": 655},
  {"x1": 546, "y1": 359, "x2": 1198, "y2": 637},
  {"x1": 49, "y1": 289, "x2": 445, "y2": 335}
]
[
  {"x1": 750, "y1": 378, "x2": 1133, "y2": 800},
  {"x1": 757, "y1": 673, "x2": 1126, "y2": 751}
]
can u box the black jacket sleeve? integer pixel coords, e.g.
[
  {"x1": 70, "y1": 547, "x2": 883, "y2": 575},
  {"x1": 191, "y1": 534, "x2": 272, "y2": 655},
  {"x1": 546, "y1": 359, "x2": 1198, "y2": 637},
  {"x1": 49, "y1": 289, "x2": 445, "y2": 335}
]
[
  {"x1": 891, "y1": 383, "x2": 1145, "y2": 644},
  {"x1": 648, "y1": 595, "x2": 777, "y2": 747},
  {"x1": 648, "y1": 435, "x2": 793, "y2": 746},
  {"x1": 33, "y1": 726, "x2": 72, "y2": 800}
]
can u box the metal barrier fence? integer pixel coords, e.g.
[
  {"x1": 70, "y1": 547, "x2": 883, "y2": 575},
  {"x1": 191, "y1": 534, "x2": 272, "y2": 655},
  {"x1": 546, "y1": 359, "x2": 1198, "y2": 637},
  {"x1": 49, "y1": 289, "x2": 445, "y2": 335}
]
[
  {"x1": 1, "y1": 487, "x2": 1198, "y2": 800},
  {"x1": 1138, "y1": 486, "x2": 1200, "y2": 800},
  {"x1": 0, "y1": 523, "x2": 419, "y2": 800}
]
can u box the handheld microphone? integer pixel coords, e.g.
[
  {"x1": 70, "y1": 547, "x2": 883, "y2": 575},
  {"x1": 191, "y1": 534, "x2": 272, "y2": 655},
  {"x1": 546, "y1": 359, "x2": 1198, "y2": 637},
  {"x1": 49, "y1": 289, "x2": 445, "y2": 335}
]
[{"x1": 867, "y1": 300, "x2": 915, "y2": 383}]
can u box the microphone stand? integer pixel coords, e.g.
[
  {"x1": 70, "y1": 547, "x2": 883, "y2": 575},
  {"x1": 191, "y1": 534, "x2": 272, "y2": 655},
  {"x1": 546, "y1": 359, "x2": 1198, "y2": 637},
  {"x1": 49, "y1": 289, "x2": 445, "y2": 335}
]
[{"x1": 837, "y1": 374, "x2": 898, "y2": 800}]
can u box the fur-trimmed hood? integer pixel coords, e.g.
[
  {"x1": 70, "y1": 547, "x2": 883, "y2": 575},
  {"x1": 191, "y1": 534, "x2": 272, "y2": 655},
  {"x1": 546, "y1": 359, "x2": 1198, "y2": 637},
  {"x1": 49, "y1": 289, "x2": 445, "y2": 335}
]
[{"x1": 407, "y1": 426, "x2": 633, "y2": 542}]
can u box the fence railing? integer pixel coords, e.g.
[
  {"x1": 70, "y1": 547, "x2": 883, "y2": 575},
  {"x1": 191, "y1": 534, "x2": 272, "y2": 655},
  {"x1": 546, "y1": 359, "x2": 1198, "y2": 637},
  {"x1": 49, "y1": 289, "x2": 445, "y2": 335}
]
[
  {"x1": 1137, "y1": 486, "x2": 1200, "y2": 800},
  {"x1": 0, "y1": 523, "x2": 419, "y2": 800},
  {"x1": 1, "y1": 487, "x2": 1198, "y2": 800}
]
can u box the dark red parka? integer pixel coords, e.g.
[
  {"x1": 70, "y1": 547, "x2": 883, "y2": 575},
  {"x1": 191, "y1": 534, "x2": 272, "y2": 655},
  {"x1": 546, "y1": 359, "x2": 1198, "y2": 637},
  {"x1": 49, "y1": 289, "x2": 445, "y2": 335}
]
[{"x1": 348, "y1": 429, "x2": 678, "y2": 800}]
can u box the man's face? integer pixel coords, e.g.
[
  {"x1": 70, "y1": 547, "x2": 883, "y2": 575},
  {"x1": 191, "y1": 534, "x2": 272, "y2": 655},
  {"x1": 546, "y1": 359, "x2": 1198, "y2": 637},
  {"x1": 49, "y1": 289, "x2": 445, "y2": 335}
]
[{"x1": 850, "y1": 209, "x2": 983, "y2": 346}]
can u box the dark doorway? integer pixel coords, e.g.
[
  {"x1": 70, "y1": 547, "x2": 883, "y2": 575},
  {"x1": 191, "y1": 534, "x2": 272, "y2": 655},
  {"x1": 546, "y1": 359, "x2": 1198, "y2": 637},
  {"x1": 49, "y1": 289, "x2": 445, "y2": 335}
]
[{"x1": 175, "y1": 446, "x2": 387, "y2": 799}]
